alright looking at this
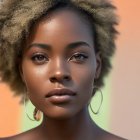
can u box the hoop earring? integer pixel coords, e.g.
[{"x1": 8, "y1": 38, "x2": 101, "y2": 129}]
[
  {"x1": 33, "y1": 108, "x2": 42, "y2": 121},
  {"x1": 89, "y1": 86, "x2": 103, "y2": 115},
  {"x1": 24, "y1": 94, "x2": 41, "y2": 121}
]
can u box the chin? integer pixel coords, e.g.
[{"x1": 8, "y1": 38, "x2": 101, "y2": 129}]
[{"x1": 43, "y1": 106, "x2": 80, "y2": 120}]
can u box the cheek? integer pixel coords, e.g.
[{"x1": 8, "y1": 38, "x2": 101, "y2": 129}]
[
  {"x1": 76, "y1": 69, "x2": 94, "y2": 86},
  {"x1": 72, "y1": 61, "x2": 96, "y2": 86},
  {"x1": 72, "y1": 63, "x2": 96, "y2": 96},
  {"x1": 21, "y1": 61, "x2": 47, "y2": 92},
  {"x1": 21, "y1": 63, "x2": 48, "y2": 107}
]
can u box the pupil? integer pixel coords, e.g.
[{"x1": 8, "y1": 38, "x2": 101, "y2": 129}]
[{"x1": 39, "y1": 55, "x2": 43, "y2": 60}]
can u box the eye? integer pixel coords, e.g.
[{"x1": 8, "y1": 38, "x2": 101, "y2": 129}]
[
  {"x1": 69, "y1": 53, "x2": 88, "y2": 62},
  {"x1": 31, "y1": 53, "x2": 48, "y2": 64}
]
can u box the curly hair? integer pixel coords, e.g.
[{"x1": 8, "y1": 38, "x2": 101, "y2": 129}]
[{"x1": 0, "y1": 0, "x2": 118, "y2": 98}]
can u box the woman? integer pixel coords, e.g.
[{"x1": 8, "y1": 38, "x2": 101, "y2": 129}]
[{"x1": 0, "y1": 0, "x2": 126, "y2": 139}]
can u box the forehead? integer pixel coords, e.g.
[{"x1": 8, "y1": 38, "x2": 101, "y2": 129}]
[
  {"x1": 32, "y1": 8, "x2": 93, "y2": 34},
  {"x1": 26, "y1": 9, "x2": 94, "y2": 48},
  {"x1": 40, "y1": 7, "x2": 93, "y2": 28}
]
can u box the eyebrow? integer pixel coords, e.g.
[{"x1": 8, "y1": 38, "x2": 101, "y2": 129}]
[
  {"x1": 67, "y1": 41, "x2": 91, "y2": 50},
  {"x1": 27, "y1": 41, "x2": 91, "y2": 51},
  {"x1": 27, "y1": 43, "x2": 51, "y2": 51}
]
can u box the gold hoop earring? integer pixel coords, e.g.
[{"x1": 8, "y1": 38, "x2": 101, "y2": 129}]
[
  {"x1": 33, "y1": 108, "x2": 42, "y2": 121},
  {"x1": 24, "y1": 94, "x2": 41, "y2": 121},
  {"x1": 89, "y1": 86, "x2": 103, "y2": 115}
]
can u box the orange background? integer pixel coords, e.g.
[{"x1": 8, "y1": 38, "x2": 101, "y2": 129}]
[{"x1": 0, "y1": 84, "x2": 21, "y2": 136}]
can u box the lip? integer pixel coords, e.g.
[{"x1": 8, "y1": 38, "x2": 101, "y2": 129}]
[{"x1": 45, "y1": 88, "x2": 77, "y2": 104}]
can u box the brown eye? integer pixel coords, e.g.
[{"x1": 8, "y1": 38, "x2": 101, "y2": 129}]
[
  {"x1": 69, "y1": 53, "x2": 88, "y2": 62},
  {"x1": 31, "y1": 53, "x2": 49, "y2": 64}
]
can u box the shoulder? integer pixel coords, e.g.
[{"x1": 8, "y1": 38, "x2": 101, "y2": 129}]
[
  {"x1": 100, "y1": 129, "x2": 128, "y2": 140},
  {"x1": 0, "y1": 138, "x2": 12, "y2": 140},
  {"x1": 0, "y1": 137, "x2": 14, "y2": 140},
  {"x1": 0, "y1": 134, "x2": 25, "y2": 140},
  {"x1": 104, "y1": 133, "x2": 127, "y2": 140},
  {"x1": 0, "y1": 127, "x2": 39, "y2": 140},
  {"x1": 94, "y1": 125, "x2": 127, "y2": 140}
]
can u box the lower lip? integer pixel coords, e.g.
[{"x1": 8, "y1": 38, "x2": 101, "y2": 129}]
[{"x1": 46, "y1": 95, "x2": 75, "y2": 104}]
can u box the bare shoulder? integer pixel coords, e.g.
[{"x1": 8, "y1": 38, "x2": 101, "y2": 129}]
[
  {"x1": 0, "y1": 133, "x2": 27, "y2": 140},
  {"x1": 0, "y1": 137, "x2": 14, "y2": 140},
  {"x1": 0, "y1": 127, "x2": 39, "y2": 140},
  {"x1": 0, "y1": 135, "x2": 23, "y2": 140},
  {"x1": 101, "y1": 129, "x2": 128, "y2": 140},
  {"x1": 0, "y1": 137, "x2": 13, "y2": 140},
  {"x1": 104, "y1": 133, "x2": 128, "y2": 140}
]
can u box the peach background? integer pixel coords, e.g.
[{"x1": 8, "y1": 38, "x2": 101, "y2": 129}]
[
  {"x1": 0, "y1": 0, "x2": 140, "y2": 139},
  {"x1": 111, "y1": 0, "x2": 140, "y2": 139},
  {"x1": 0, "y1": 84, "x2": 21, "y2": 136}
]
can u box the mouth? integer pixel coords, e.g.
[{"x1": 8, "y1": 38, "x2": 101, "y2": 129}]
[{"x1": 45, "y1": 88, "x2": 77, "y2": 104}]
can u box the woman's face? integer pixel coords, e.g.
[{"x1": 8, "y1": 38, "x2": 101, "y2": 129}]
[{"x1": 21, "y1": 9, "x2": 101, "y2": 119}]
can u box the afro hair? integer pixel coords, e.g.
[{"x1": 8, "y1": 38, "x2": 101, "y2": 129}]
[{"x1": 0, "y1": 0, "x2": 118, "y2": 98}]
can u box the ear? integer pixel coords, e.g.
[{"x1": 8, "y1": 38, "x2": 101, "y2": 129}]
[{"x1": 95, "y1": 51, "x2": 102, "y2": 79}]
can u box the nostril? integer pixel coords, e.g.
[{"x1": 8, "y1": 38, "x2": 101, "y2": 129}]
[
  {"x1": 49, "y1": 75, "x2": 70, "y2": 83},
  {"x1": 64, "y1": 75, "x2": 70, "y2": 81},
  {"x1": 50, "y1": 77, "x2": 57, "y2": 83}
]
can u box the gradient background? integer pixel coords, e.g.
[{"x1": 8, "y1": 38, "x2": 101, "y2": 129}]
[{"x1": 0, "y1": 0, "x2": 140, "y2": 139}]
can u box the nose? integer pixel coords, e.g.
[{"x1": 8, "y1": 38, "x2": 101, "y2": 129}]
[
  {"x1": 49, "y1": 59, "x2": 71, "y2": 83},
  {"x1": 50, "y1": 72, "x2": 71, "y2": 83}
]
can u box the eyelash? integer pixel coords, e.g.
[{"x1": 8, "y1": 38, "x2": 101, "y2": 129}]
[
  {"x1": 69, "y1": 53, "x2": 88, "y2": 62},
  {"x1": 31, "y1": 52, "x2": 88, "y2": 64},
  {"x1": 31, "y1": 53, "x2": 48, "y2": 64}
]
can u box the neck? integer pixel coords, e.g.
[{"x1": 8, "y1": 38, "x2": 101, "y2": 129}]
[{"x1": 38, "y1": 108, "x2": 98, "y2": 140}]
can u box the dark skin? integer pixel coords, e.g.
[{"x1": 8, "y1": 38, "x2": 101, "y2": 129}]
[{"x1": 0, "y1": 9, "x2": 126, "y2": 140}]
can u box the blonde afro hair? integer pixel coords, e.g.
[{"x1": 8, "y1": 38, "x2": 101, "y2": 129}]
[{"x1": 0, "y1": 0, "x2": 118, "y2": 98}]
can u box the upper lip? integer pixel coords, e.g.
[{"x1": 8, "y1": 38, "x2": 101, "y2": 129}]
[{"x1": 45, "y1": 88, "x2": 77, "y2": 98}]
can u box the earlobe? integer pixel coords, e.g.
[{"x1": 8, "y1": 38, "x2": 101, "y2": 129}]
[{"x1": 95, "y1": 52, "x2": 102, "y2": 79}]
